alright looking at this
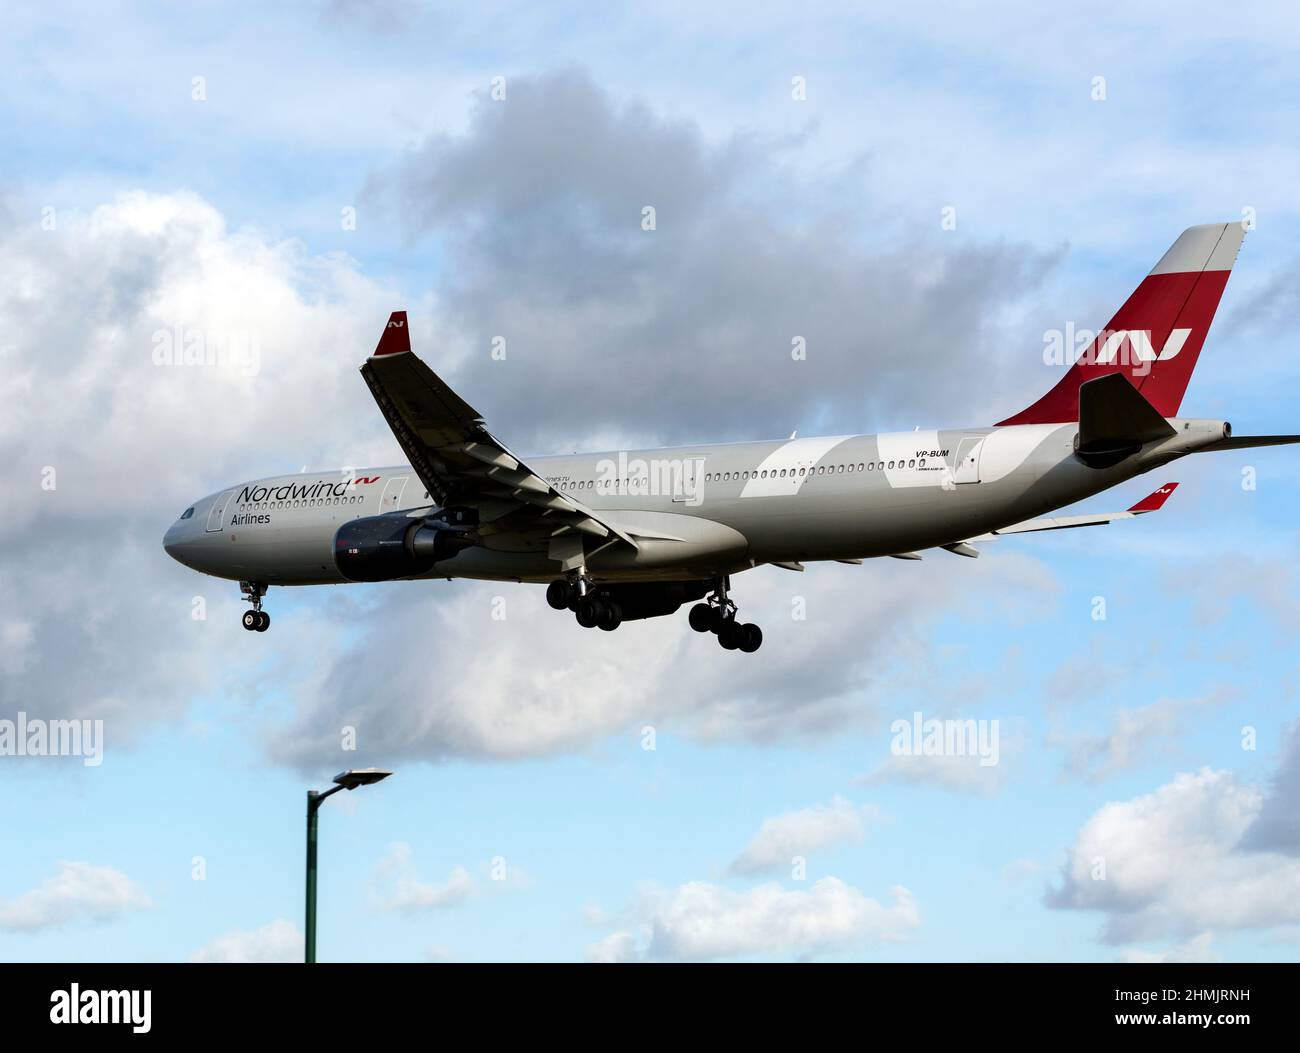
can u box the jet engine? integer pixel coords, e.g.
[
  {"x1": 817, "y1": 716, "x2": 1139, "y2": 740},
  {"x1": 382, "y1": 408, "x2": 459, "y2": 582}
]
[{"x1": 334, "y1": 513, "x2": 474, "y2": 582}]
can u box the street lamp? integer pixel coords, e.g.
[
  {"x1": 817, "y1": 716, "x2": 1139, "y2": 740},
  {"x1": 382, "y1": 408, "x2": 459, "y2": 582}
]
[{"x1": 305, "y1": 767, "x2": 393, "y2": 963}]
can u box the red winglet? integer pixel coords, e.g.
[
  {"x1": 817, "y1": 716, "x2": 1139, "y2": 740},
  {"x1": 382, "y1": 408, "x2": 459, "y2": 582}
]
[
  {"x1": 371, "y1": 311, "x2": 411, "y2": 357},
  {"x1": 1127, "y1": 482, "x2": 1178, "y2": 513}
]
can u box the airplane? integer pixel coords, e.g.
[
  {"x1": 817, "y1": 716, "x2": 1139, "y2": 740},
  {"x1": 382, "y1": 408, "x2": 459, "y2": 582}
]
[{"x1": 164, "y1": 222, "x2": 1299, "y2": 653}]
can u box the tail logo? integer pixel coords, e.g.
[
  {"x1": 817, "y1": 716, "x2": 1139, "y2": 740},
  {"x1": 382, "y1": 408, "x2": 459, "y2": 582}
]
[
  {"x1": 387, "y1": 319, "x2": 405, "y2": 329},
  {"x1": 1095, "y1": 327, "x2": 1191, "y2": 365}
]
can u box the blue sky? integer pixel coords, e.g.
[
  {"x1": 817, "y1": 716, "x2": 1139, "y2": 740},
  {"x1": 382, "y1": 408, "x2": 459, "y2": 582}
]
[{"x1": 3, "y1": 1, "x2": 1300, "y2": 962}]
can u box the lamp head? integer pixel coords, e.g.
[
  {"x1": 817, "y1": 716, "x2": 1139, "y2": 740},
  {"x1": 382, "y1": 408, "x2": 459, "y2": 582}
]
[{"x1": 332, "y1": 768, "x2": 393, "y2": 791}]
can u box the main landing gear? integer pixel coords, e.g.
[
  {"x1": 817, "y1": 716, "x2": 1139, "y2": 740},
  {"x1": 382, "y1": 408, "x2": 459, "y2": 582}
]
[
  {"x1": 688, "y1": 578, "x2": 762, "y2": 653},
  {"x1": 546, "y1": 575, "x2": 762, "y2": 652},
  {"x1": 546, "y1": 578, "x2": 623, "y2": 631},
  {"x1": 240, "y1": 580, "x2": 270, "y2": 632}
]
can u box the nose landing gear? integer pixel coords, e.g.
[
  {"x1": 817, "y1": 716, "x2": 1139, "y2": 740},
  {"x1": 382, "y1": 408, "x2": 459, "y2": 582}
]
[{"x1": 240, "y1": 581, "x2": 270, "y2": 632}]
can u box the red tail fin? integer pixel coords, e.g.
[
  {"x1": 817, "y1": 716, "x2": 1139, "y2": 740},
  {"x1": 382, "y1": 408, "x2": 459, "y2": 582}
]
[
  {"x1": 371, "y1": 311, "x2": 411, "y2": 357},
  {"x1": 998, "y1": 224, "x2": 1246, "y2": 425}
]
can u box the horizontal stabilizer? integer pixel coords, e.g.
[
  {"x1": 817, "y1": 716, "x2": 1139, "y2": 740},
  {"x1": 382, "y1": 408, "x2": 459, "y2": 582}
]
[
  {"x1": 1077, "y1": 373, "x2": 1176, "y2": 466},
  {"x1": 969, "y1": 482, "x2": 1178, "y2": 541},
  {"x1": 1198, "y1": 434, "x2": 1300, "y2": 452}
]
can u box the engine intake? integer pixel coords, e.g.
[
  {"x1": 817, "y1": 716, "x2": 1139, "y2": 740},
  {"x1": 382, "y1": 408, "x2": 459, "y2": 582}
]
[{"x1": 334, "y1": 514, "x2": 474, "y2": 583}]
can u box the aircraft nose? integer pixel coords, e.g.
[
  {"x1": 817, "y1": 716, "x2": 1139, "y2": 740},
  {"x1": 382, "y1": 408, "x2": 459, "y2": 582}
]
[
  {"x1": 163, "y1": 522, "x2": 186, "y2": 562},
  {"x1": 163, "y1": 505, "x2": 202, "y2": 566}
]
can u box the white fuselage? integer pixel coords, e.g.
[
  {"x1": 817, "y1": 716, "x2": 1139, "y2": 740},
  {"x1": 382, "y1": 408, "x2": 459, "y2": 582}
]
[{"x1": 162, "y1": 419, "x2": 1227, "y2": 587}]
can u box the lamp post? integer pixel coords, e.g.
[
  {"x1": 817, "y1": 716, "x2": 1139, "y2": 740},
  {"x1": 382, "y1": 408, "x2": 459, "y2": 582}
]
[{"x1": 305, "y1": 767, "x2": 392, "y2": 963}]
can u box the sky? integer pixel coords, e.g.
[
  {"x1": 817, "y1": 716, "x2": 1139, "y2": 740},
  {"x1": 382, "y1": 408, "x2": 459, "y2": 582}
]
[{"x1": 2, "y1": 0, "x2": 1300, "y2": 962}]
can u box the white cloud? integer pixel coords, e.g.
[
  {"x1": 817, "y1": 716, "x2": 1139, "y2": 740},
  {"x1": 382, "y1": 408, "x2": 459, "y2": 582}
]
[
  {"x1": 855, "y1": 748, "x2": 1009, "y2": 796},
  {"x1": 1000, "y1": 858, "x2": 1045, "y2": 886},
  {"x1": 0, "y1": 185, "x2": 1062, "y2": 768},
  {"x1": 586, "y1": 931, "x2": 640, "y2": 964},
  {"x1": 1118, "y1": 933, "x2": 1220, "y2": 964},
  {"x1": 0, "y1": 189, "x2": 401, "y2": 739},
  {"x1": 189, "y1": 918, "x2": 301, "y2": 963},
  {"x1": 0, "y1": 861, "x2": 150, "y2": 932},
  {"x1": 587, "y1": 877, "x2": 919, "y2": 962},
  {"x1": 373, "y1": 842, "x2": 475, "y2": 912},
  {"x1": 1239, "y1": 721, "x2": 1300, "y2": 855},
  {"x1": 1061, "y1": 692, "x2": 1231, "y2": 783},
  {"x1": 1047, "y1": 758, "x2": 1300, "y2": 943},
  {"x1": 269, "y1": 554, "x2": 1057, "y2": 767},
  {"x1": 728, "y1": 797, "x2": 873, "y2": 876}
]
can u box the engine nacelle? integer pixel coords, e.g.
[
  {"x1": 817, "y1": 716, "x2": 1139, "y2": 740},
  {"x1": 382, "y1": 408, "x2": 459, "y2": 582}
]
[{"x1": 334, "y1": 514, "x2": 474, "y2": 583}]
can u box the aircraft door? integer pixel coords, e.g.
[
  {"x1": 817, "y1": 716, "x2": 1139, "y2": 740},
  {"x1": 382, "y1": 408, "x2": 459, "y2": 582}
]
[
  {"x1": 379, "y1": 476, "x2": 409, "y2": 513},
  {"x1": 953, "y1": 437, "x2": 984, "y2": 484},
  {"x1": 205, "y1": 489, "x2": 235, "y2": 531}
]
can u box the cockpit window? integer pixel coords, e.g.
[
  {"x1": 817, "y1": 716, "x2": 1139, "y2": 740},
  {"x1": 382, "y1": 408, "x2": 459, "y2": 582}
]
[{"x1": 180, "y1": 507, "x2": 195, "y2": 520}]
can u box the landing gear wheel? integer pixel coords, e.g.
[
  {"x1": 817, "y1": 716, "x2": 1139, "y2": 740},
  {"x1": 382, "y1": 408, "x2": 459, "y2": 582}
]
[
  {"x1": 546, "y1": 580, "x2": 574, "y2": 610},
  {"x1": 688, "y1": 603, "x2": 714, "y2": 633},
  {"x1": 597, "y1": 602, "x2": 623, "y2": 631},
  {"x1": 738, "y1": 623, "x2": 762, "y2": 653},
  {"x1": 718, "y1": 618, "x2": 742, "y2": 650},
  {"x1": 240, "y1": 580, "x2": 269, "y2": 633},
  {"x1": 576, "y1": 597, "x2": 603, "y2": 629}
]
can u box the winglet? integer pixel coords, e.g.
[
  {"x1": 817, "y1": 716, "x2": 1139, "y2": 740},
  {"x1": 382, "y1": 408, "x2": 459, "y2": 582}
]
[
  {"x1": 1127, "y1": 482, "x2": 1178, "y2": 514},
  {"x1": 371, "y1": 311, "x2": 411, "y2": 357}
]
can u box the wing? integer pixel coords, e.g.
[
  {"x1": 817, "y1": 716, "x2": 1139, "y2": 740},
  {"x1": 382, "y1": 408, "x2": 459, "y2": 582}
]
[
  {"x1": 966, "y1": 482, "x2": 1178, "y2": 542},
  {"x1": 359, "y1": 312, "x2": 637, "y2": 556}
]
